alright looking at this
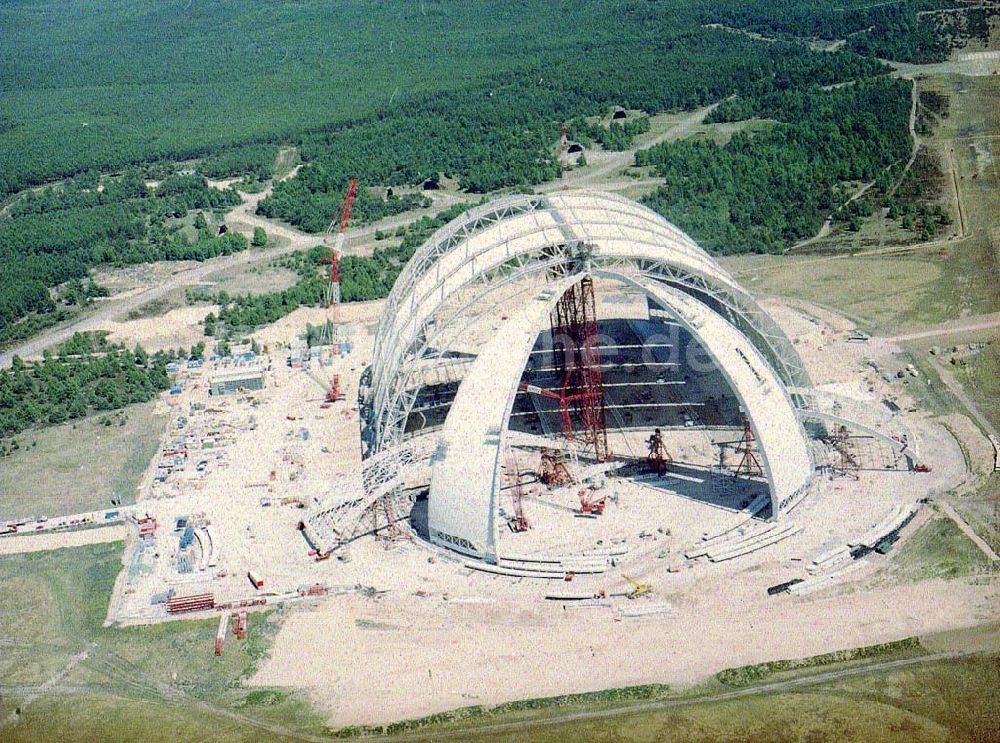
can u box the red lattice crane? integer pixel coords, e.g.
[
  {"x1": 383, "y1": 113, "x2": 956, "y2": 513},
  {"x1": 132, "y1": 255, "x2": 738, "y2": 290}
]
[
  {"x1": 504, "y1": 449, "x2": 529, "y2": 532},
  {"x1": 323, "y1": 178, "x2": 358, "y2": 308},
  {"x1": 734, "y1": 416, "x2": 763, "y2": 479},
  {"x1": 520, "y1": 276, "x2": 611, "y2": 463}
]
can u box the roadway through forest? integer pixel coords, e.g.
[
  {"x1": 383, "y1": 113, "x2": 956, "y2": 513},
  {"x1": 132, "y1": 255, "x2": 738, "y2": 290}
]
[
  {"x1": 791, "y1": 75, "x2": 919, "y2": 251},
  {"x1": 0, "y1": 190, "x2": 461, "y2": 369},
  {"x1": 0, "y1": 103, "x2": 715, "y2": 369},
  {"x1": 539, "y1": 103, "x2": 721, "y2": 192}
]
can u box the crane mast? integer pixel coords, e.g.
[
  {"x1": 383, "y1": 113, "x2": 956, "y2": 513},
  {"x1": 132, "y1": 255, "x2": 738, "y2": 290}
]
[{"x1": 324, "y1": 178, "x2": 358, "y2": 307}]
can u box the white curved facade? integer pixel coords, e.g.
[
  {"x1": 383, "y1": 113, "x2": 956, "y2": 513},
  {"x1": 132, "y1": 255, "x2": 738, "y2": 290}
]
[{"x1": 360, "y1": 191, "x2": 814, "y2": 561}]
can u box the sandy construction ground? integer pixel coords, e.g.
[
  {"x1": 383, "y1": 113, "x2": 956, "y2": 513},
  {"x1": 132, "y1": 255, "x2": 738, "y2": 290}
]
[
  {"x1": 246, "y1": 294, "x2": 994, "y2": 727},
  {"x1": 0, "y1": 525, "x2": 126, "y2": 556},
  {"x1": 252, "y1": 576, "x2": 998, "y2": 726}
]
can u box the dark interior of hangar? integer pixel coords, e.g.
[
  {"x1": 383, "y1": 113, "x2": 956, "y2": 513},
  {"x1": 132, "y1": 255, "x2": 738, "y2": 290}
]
[{"x1": 403, "y1": 316, "x2": 744, "y2": 438}]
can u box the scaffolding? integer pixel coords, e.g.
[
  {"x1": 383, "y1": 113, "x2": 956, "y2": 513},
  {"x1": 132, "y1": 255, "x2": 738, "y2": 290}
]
[
  {"x1": 734, "y1": 417, "x2": 763, "y2": 479},
  {"x1": 548, "y1": 276, "x2": 611, "y2": 463},
  {"x1": 503, "y1": 448, "x2": 529, "y2": 532},
  {"x1": 646, "y1": 428, "x2": 672, "y2": 475}
]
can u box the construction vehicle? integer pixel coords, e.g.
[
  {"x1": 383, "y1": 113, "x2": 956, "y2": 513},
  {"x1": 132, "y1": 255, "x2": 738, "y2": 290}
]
[
  {"x1": 622, "y1": 573, "x2": 652, "y2": 599},
  {"x1": 538, "y1": 447, "x2": 572, "y2": 487},
  {"x1": 579, "y1": 488, "x2": 606, "y2": 515}
]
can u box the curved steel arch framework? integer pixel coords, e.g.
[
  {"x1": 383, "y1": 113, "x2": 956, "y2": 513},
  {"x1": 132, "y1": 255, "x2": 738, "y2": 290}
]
[{"x1": 361, "y1": 191, "x2": 810, "y2": 460}]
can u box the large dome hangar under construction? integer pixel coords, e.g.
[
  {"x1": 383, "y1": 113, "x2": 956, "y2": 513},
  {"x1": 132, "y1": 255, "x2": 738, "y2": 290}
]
[{"x1": 303, "y1": 190, "x2": 919, "y2": 569}]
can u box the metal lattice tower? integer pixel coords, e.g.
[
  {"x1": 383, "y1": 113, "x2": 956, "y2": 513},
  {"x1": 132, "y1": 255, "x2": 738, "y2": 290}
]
[
  {"x1": 319, "y1": 179, "x2": 358, "y2": 346},
  {"x1": 550, "y1": 275, "x2": 611, "y2": 463},
  {"x1": 830, "y1": 424, "x2": 860, "y2": 480},
  {"x1": 734, "y1": 417, "x2": 763, "y2": 479}
]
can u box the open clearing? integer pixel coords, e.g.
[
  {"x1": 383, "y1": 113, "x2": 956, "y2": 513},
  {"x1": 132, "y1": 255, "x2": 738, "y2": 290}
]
[
  {"x1": 879, "y1": 514, "x2": 994, "y2": 582},
  {"x1": 0, "y1": 402, "x2": 167, "y2": 521},
  {"x1": 1, "y1": 542, "x2": 997, "y2": 743},
  {"x1": 0, "y1": 542, "x2": 325, "y2": 738}
]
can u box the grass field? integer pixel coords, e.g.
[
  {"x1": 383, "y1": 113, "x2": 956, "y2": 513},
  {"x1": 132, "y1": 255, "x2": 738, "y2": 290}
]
[
  {"x1": 731, "y1": 254, "x2": 945, "y2": 330},
  {"x1": 2, "y1": 544, "x2": 998, "y2": 742},
  {"x1": 207, "y1": 264, "x2": 300, "y2": 298},
  {"x1": 0, "y1": 403, "x2": 166, "y2": 521},
  {"x1": 0, "y1": 543, "x2": 326, "y2": 741},
  {"x1": 882, "y1": 515, "x2": 993, "y2": 582},
  {"x1": 457, "y1": 654, "x2": 1000, "y2": 743},
  {"x1": 722, "y1": 70, "x2": 999, "y2": 334},
  {"x1": 952, "y1": 340, "x2": 1000, "y2": 433},
  {"x1": 951, "y1": 474, "x2": 1000, "y2": 555}
]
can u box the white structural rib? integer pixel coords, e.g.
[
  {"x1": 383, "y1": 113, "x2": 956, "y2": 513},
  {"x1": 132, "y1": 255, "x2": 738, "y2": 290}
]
[
  {"x1": 365, "y1": 191, "x2": 809, "y2": 447},
  {"x1": 616, "y1": 274, "x2": 813, "y2": 510},
  {"x1": 428, "y1": 277, "x2": 578, "y2": 561},
  {"x1": 426, "y1": 272, "x2": 813, "y2": 561}
]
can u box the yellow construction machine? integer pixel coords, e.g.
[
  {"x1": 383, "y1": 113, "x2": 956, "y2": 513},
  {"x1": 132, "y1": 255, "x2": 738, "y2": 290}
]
[{"x1": 622, "y1": 573, "x2": 652, "y2": 599}]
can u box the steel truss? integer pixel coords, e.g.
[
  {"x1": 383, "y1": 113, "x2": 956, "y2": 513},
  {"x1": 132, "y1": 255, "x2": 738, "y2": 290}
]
[
  {"x1": 367, "y1": 193, "x2": 809, "y2": 431},
  {"x1": 366, "y1": 251, "x2": 808, "y2": 460},
  {"x1": 348, "y1": 191, "x2": 815, "y2": 548}
]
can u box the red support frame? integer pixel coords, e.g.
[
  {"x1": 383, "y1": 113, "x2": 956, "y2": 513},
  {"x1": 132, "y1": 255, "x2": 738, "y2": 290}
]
[{"x1": 521, "y1": 276, "x2": 611, "y2": 463}]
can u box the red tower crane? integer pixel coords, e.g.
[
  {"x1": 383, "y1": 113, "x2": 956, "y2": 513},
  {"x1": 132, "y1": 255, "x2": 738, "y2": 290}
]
[{"x1": 324, "y1": 178, "x2": 359, "y2": 308}]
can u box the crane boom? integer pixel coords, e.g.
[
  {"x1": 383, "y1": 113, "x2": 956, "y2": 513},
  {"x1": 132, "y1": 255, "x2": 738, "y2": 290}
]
[{"x1": 324, "y1": 178, "x2": 358, "y2": 306}]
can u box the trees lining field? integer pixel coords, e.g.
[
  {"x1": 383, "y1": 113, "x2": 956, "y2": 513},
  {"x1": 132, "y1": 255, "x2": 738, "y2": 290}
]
[
  {"x1": 0, "y1": 173, "x2": 246, "y2": 336},
  {"x1": 0, "y1": 334, "x2": 171, "y2": 438},
  {"x1": 4, "y1": 0, "x2": 986, "y2": 198},
  {"x1": 260, "y1": 32, "x2": 888, "y2": 221},
  {"x1": 702, "y1": 0, "x2": 999, "y2": 63}
]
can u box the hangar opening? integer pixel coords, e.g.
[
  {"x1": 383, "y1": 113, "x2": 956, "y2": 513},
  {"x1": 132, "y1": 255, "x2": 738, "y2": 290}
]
[{"x1": 347, "y1": 191, "x2": 819, "y2": 563}]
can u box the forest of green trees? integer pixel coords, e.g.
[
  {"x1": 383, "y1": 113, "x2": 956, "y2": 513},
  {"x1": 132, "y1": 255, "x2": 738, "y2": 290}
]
[
  {"x1": 0, "y1": 173, "x2": 245, "y2": 337},
  {"x1": 258, "y1": 33, "x2": 887, "y2": 229},
  {"x1": 0, "y1": 334, "x2": 171, "y2": 437},
  {"x1": 198, "y1": 201, "x2": 475, "y2": 338},
  {"x1": 2, "y1": 0, "x2": 987, "y2": 343},
  {"x1": 257, "y1": 177, "x2": 429, "y2": 233},
  {"x1": 637, "y1": 78, "x2": 914, "y2": 253},
  {"x1": 702, "y1": 0, "x2": 998, "y2": 63},
  {"x1": 5, "y1": 0, "x2": 983, "y2": 198}
]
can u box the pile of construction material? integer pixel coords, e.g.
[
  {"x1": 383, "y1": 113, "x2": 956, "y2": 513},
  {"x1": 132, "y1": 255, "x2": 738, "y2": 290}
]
[
  {"x1": 1, "y1": 506, "x2": 129, "y2": 536},
  {"x1": 685, "y1": 519, "x2": 802, "y2": 562}
]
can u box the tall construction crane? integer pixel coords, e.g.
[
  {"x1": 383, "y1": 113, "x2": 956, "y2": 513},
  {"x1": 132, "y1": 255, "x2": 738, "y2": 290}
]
[
  {"x1": 316, "y1": 179, "x2": 358, "y2": 349},
  {"x1": 323, "y1": 178, "x2": 359, "y2": 309}
]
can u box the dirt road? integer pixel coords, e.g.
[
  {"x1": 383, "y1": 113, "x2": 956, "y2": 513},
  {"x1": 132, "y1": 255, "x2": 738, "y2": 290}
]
[
  {"x1": 0, "y1": 190, "x2": 463, "y2": 368},
  {"x1": 540, "y1": 103, "x2": 720, "y2": 192},
  {"x1": 0, "y1": 525, "x2": 127, "y2": 555},
  {"x1": 886, "y1": 313, "x2": 1000, "y2": 344}
]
